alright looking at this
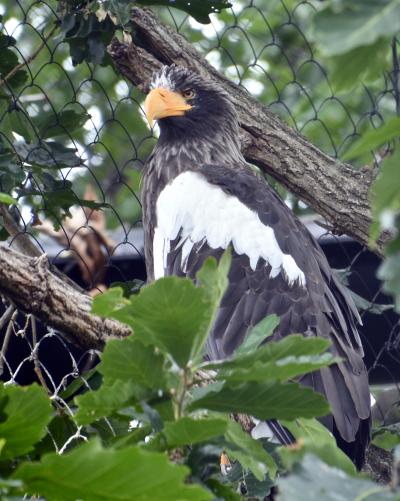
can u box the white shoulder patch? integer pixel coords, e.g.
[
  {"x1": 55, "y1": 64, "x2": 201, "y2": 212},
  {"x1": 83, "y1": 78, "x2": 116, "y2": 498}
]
[{"x1": 153, "y1": 171, "x2": 306, "y2": 287}]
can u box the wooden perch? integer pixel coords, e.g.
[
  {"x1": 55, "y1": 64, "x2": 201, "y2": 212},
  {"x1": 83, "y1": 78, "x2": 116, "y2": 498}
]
[
  {"x1": 0, "y1": 246, "x2": 131, "y2": 350},
  {"x1": 108, "y1": 7, "x2": 385, "y2": 255}
]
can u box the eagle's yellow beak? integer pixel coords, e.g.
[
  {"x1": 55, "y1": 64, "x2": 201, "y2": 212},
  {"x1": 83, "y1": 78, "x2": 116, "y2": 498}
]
[{"x1": 144, "y1": 88, "x2": 192, "y2": 128}]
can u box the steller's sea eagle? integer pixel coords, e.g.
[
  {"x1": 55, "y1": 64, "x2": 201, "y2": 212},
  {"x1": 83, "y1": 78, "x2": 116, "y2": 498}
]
[{"x1": 141, "y1": 64, "x2": 371, "y2": 468}]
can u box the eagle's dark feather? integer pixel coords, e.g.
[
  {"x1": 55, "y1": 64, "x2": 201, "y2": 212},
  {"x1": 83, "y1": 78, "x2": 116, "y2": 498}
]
[{"x1": 142, "y1": 64, "x2": 371, "y2": 468}]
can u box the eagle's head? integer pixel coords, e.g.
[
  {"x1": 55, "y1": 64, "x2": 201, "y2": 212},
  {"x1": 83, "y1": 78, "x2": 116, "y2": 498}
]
[{"x1": 144, "y1": 65, "x2": 239, "y2": 145}]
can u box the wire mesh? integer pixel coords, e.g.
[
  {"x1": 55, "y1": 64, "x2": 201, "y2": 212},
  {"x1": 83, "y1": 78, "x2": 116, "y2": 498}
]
[{"x1": 0, "y1": 0, "x2": 399, "y2": 454}]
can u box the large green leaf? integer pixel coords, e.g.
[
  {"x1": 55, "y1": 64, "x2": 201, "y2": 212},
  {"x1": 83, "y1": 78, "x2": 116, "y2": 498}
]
[
  {"x1": 280, "y1": 418, "x2": 356, "y2": 476},
  {"x1": 92, "y1": 287, "x2": 129, "y2": 317},
  {"x1": 277, "y1": 454, "x2": 398, "y2": 500},
  {"x1": 203, "y1": 335, "x2": 331, "y2": 373},
  {"x1": 313, "y1": 0, "x2": 400, "y2": 56},
  {"x1": 137, "y1": 0, "x2": 232, "y2": 24},
  {"x1": 99, "y1": 336, "x2": 167, "y2": 390},
  {"x1": 163, "y1": 417, "x2": 227, "y2": 448},
  {"x1": 219, "y1": 353, "x2": 337, "y2": 382},
  {"x1": 234, "y1": 315, "x2": 279, "y2": 357},
  {"x1": 0, "y1": 383, "x2": 52, "y2": 459},
  {"x1": 112, "y1": 277, "x2": 211, "y2": 368},
  {"x1": 343, "y1": 118, "x2": 400, "y2": 161},
  {"x1": 223, "y1": 420, "x2": 276, "y2": 480},
  {"x1": 189, "y1": 381, "x2": 330, "y2": 420},
  {"x1": 74, "y1": 380, "x2": 140, "y2": 425},
  {"x1": 14, "y1": 439, "x2": 212, "y2": 500}
]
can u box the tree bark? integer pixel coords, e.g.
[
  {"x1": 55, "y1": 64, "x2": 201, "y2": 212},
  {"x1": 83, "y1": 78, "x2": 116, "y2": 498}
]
[
  {"x1": 0, "y1": 246, "x2": 131, "y2": 350},
  {"x1": 108, "y1": 6, "x2": 385, "y2": 255}
]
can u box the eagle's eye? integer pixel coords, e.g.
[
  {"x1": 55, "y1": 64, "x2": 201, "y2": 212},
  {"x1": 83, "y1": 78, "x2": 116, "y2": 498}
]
[{"x1": 182, "y1": 88, "x2": 195, "y2": 99}]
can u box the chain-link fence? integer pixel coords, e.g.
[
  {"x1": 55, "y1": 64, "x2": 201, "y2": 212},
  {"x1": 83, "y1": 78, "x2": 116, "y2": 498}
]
[{"x1": 0, "y1": 0, "x2": 399, "y2": 454}]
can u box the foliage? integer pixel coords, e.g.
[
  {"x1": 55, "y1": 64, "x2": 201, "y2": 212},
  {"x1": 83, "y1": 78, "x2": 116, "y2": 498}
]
[{"x1": 0, "y1": 257, "x2": 397, "y2": 499}]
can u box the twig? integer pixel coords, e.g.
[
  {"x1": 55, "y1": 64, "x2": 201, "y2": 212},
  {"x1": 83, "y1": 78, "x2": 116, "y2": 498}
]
[
  {"x1": 0, "y1": 23, "x2": 58, "y2": 87},
  {"x1": 0, "y1": 304, "x2": 16, "y2": 331},
  {"x1": 31, "y1": 315, "x2": 51, "y2": 394},
  {"x1": 176, "y1": 367, "x2": 190, "y2": 420},
  {"x1": 0, "y1": 309, "x2": 18, "y2": 376}
]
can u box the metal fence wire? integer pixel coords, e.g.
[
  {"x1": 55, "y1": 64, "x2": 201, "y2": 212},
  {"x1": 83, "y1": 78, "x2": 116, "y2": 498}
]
[{"x1": 0, "y1": 0, "x2": 399, "y2": 454}]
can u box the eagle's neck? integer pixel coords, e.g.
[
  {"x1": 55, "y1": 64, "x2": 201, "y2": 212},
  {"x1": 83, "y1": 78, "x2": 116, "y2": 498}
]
[{"x1": 152, "y1": 127, "x2": 244, "y2": 184}]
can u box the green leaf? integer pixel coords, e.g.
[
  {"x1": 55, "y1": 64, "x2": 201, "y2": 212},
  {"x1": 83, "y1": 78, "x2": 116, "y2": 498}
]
[
  {"x1": 33, "y1": 110, "x2": 90, "y2": 139},
  {"x1": 194, "y1": 250, "x2": 230, "y2": 362},
  {"x1": 234, "y1": 315, "x2": 279, "y2": 357},
  {"x1": 279, "y1": 418, "x2": 356, "y2": 476},
  {"x1": 14, "y1": 141, "x2": 82, "y2": 168},
  {"x1": 99, "y1": 337, "x2": 167, "y2": 390},
  {"x1": 372, "y1": 426, "x2": 400, "y2": 451},
  {"x1": 92, "y1": 287, "x2": 129, "y2": 317},
  {"x1": 206, "y1": 479, "x2": 241, "y2": 501},
  {"x1": 163, "y1": 417, "x2": 227, "y2": 448},
  {"x1": 0, "y1": 154, "x2": 25, "y2": 194},
  {"x1": 329, "y1": 41, "x2": 389, "y2": 92},
  {"x1": 371, "y1": 150, "x2": 400, "y2": 216},
  {"x1": 74, "y1": 380, "x2": 139, "y2": 425},
  {"x1": 224, "y1": 420, "x2": 277, "y2": 480},
  {"x1": 7, "y1": 108, "x2": 34, "y2": 142},
  {"x1": 189, "y1": 380, "x2": 330, "y2": 421},
  {"x1": 136, "y1": 0, "x2": 232, "y2": 24},
  {"x1": 14, "y1": 439, "x2": 212, "y2": 500},
  {"x1": 112, "y1": 277, "x2": 211, "y2": 368},
  {"x1": 0, "y1": 192, "x2": 16, "y2": 205},
  {"x1": 219, "y1": 353, "x2": 337, "y2": 383},
  {"x1": 62, "y1": 13, "x2": 116, "y2": 66},
  {"x1": 342, "y1": 117, "x2": 400, "y2": 161},
  {"x1": 0, "y1": 383, "x2": 52, "y2": 459},
  {"x1": 312, "y1": 1, "x2": 400, "y2": 56},
  {"x1": 278, "y1": 453, "x2": 398, "y2": 500},
  {"x1": 204, "y1": 335, "x2": 331, "y2": 373},
  {"x1": 0, "y1": 39, "x2": 28, "y2": 88}
]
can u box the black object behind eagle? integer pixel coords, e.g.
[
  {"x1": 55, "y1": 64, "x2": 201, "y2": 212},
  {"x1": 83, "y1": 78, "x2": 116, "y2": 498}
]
[{"x1": 141, "y1": 64, "x2": 371, "y2": 468}]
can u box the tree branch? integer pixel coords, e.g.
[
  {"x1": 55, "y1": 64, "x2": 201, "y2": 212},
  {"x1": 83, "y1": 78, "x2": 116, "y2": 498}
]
[
  {"x1": 108, "y1": 7, "x2": 386, "y2": 255},
  {"x1": 0, "y1": 246, "x2": 131, "y2": 350}
]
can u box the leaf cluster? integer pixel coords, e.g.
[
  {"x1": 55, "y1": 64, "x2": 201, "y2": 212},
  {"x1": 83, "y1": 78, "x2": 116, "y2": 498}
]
[{"x1": 0, "y1": 254, "x2": 397, "y2": 499}]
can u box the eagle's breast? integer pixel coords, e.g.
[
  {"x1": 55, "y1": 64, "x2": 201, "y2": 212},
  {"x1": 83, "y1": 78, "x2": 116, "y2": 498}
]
[{"x1": 153, "y1": 170, "x2": 306, "y2": 287}]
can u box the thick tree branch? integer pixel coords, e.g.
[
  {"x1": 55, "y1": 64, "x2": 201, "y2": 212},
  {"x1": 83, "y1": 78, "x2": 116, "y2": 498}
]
[
  {"x1": 109, "y1": 7, "x2": 385, "y2": 255},
  {"x1": 0, "y1": 246, "x2": 131, "y2": 350}
]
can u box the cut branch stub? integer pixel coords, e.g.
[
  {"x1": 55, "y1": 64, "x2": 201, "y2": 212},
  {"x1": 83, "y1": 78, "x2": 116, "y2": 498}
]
[{"x1": 0, "y1": 246, "x2": 131, "y2": 350}]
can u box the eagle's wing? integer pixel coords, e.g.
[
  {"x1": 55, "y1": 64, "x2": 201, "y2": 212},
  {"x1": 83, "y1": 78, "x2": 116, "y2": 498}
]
[{"x1": 151, "y1": 163, "x2": 370, "y2": 464}]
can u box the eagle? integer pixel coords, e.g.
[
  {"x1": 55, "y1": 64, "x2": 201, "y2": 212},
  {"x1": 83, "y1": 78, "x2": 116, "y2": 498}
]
[{"x1": 141, "y1": 64, "x2": 371, "y2": 468}]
